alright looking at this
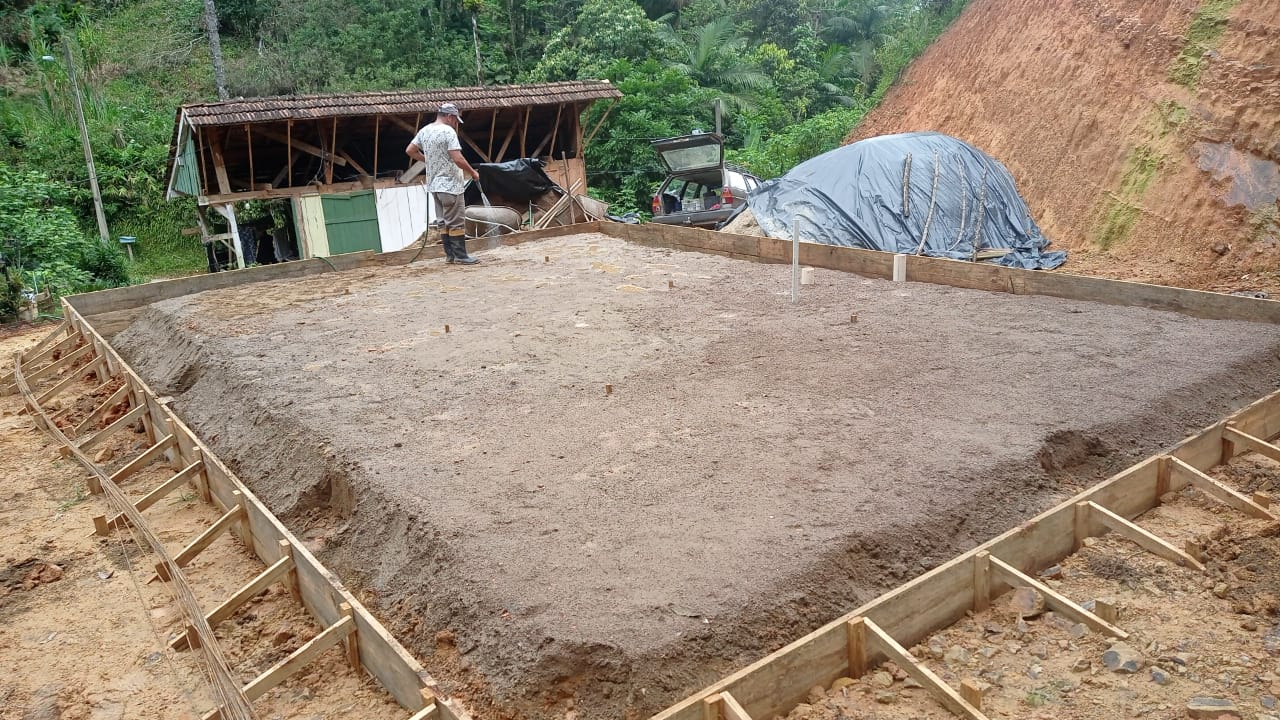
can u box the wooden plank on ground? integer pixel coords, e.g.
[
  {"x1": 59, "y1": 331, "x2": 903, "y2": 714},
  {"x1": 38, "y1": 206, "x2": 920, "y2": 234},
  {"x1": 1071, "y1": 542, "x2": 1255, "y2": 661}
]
[
  {"x1": 36, "y1": 364, "x2": 96, "y2": 405},
  {"x1": 73, "y1": 384, "x2": 130, "y2": 438},
  {"x1": 109, "y1": 434, "x2": 176, "y2": 483},
  {"x1": 241, "y1": 616, "x2": 354, "y2": 701},
  {"x1": 1168, "y1": 456, "x2": 1276, "y2": 519},
  {"x1": 131, "y1": 460, "x2": 203, "y2": 513},
  {"x1": 861, "y1": 617, "x2": 987, "y2": 720},
  {"x1": 155, "y1": 496, "x2": 244, "y2": 582},
  {"x1": 1223, "y1": 425, "x2": 1280, "y2": 464},
  {"x1": 1085, "y1": 501, "x2": 1205, "y2": 571},
  {"x1": 21, "y1": 343, "x2": 93, "y2": 386},
  {"x1": 77, "y1": 403, "x2": 147, "y2": 451},
  {"x1": 988, "y1": 556, "x2": 1128, "y2": 638},
  {"x1": 171, "y1": 553, "x2": 294, "y2": 651}
]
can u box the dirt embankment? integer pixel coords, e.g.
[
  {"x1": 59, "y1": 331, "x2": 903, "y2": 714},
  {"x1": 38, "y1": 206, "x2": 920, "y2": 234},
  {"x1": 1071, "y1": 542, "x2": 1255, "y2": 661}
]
[
  {"x1": 108, "y1": 235, "x2": 1280, "y2": 719},
  {"x1": 850, "y1": 0, "x2": 1280, "y2": 294}
]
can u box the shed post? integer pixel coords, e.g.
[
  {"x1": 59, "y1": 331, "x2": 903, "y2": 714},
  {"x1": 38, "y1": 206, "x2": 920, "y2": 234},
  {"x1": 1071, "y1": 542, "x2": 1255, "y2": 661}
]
[{"x1": 212, "y1": 202, "x2": 246, "y2": 270}]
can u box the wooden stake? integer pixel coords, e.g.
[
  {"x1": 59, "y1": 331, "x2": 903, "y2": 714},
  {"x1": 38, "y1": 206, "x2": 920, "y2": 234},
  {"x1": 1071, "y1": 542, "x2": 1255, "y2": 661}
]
[
  {"x1": 519, "y1": 107, "x2": 528, "y2": 157},
  {"x1": 972, "y1": 551, "x2": 990, "y2": 612},
  {"x1": 959, "y1": 679, "x2": 988, "y2": 710},
  {"x1": 286, "y1": 120, "x2": 293, "y2": 188},
  {"x1": 279, "y1": 539, "x2": 302, "y2": 603},
  {"x1": 495, "y1": 113, "x2": 517, "y2": 163},
  {"x1": 210, "y1": 128, "x2": 232, "y2": 195},
  {"x1": 605, "y1": 384, "x2": 613, "y2": 396},
  {"x1": 373, "y1": 115, "x2": 381, "y2": 178},
  {"x1": 988, "y1": 555, "x2": 1127, "y2": 638},
  {"x1": 1168, "y1": 456, "x2": 1276, "y2": 519},
  {"x1": 1155, "y1": 455, "x2": 1172, "y2": 498},
  {"x1": 1254, "y1": 492, "x2": 1272, "y2": 508},
  {"x1": 1086, "y1": 501, "x2": 1205, "y2": 571},
  {"x1": 21, "y1": 343, "x2": 93, "y2": 386},
  {"x1": 327, "y1": 118, "x2": 338, "y2": 185},
  {"x1": 93, "y1": 515, "x2": 109, "y2": 536},
  {"x1": 846, "y1": 617, "x2": 866, "y2": 677},
  {"x1": 1093, "y1": 598, "x2": 1118, "y2": 624},
  {"x1": 340, "y1": 602, "x2": 362, "y2": 674},
  {"x1": 1072, "y1": 500, "x2": 1090, "y2": 551},
  {"x1": 582, "y1": 98, "x2": 618, "y2": 151}
]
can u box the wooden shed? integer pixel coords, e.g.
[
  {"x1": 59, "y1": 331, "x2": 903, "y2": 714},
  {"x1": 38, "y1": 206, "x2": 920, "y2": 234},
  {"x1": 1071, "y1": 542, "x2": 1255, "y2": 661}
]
[{"x1": 164, "y1": 81, "x2": 622, "y2": 268}]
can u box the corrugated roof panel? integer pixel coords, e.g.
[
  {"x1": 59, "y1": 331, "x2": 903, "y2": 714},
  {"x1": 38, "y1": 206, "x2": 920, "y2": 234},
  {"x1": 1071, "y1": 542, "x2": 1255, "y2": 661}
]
[{"x1": 182, "y1": 81, "x2": 620, "y2": 127}]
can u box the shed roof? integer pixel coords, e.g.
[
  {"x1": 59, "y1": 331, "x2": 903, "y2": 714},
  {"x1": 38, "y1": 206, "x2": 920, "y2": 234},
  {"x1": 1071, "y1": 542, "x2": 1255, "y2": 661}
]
[{"x1": 181, "y1": 81, "x2": 620, "y2": 127}]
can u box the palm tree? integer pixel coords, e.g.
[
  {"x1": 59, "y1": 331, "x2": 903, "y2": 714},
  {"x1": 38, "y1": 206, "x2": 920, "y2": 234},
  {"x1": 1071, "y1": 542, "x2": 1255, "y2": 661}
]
[{"x1": 660, "y1": 16, "x2": 769, "y2": 111}]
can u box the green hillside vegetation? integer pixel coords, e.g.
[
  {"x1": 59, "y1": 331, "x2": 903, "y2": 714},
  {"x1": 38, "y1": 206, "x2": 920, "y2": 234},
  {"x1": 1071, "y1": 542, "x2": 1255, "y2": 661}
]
[{"x1": 0, "y1": 0, "x2": 965, "y2": 311}]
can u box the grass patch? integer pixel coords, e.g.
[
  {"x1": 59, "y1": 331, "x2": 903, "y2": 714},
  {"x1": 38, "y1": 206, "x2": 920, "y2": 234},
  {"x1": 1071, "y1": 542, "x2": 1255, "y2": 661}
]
[
  {"x1": 1169, "y1": 0, "x2": 1238, "y2": 88},
  {"x1": 57, "y1": 484, "x2": 89, "y2": 512},
  {"x1": 1248, "y1": 205, "x2": 1279, "y2": 243},
  {"x1": 1094, "y1": 144, "x2": 1164, "y2": 250}
]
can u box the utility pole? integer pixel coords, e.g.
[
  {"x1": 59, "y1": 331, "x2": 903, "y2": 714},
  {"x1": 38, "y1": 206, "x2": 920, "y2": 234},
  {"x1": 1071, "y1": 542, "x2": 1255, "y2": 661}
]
[
  {"x1": 202, "y1": 0, "x2": 229, "y2": 100},
  {"x1": 62, "y1": 39, "x2": 110, "y2": 246}
]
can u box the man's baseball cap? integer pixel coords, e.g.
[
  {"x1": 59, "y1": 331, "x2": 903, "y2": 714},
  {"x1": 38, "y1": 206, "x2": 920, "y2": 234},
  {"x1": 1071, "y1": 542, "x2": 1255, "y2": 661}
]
[{"x1": 438, "y1": 102, "x2": 464, "y2": 123}]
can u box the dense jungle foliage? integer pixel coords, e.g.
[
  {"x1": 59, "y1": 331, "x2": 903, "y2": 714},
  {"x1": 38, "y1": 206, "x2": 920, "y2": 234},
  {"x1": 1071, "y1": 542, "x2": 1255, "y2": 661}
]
[{"x1": 0, "y1": 0, "x2": 965, "y2": 309}]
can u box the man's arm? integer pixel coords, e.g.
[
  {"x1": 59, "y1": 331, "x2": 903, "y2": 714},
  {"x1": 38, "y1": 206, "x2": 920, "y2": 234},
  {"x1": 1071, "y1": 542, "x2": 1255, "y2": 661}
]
[
  {"x1": 449, "y1": 148, "x2": 480, "y2": 181},
  {"x1": 405, "y1": 141, "x2": 424, "y2": 162}
]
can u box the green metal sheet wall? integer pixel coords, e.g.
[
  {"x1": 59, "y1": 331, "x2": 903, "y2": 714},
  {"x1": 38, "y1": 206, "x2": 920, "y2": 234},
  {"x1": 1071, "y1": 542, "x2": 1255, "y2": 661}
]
[{"x1": 321, "y1": 191, "x2": 381, "y2": 255}]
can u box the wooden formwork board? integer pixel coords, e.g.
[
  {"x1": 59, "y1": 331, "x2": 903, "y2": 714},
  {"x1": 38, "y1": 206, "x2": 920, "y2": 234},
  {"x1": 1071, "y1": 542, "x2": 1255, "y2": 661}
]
[
  {"x1": 595, "y1": 222, "x2": 1280, "y2": 324},
  {"x1": 54, "y1": 302, "x2": 469, "y2": 720},
  {"x1": 650, "y1": 388, "x2": 1280, "y2": 720}
]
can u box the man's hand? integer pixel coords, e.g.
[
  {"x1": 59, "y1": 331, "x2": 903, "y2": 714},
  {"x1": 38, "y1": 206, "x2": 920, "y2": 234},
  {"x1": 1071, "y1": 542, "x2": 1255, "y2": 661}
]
[{"x1": 470, "y1": 168, "x2": 481, "y2": 181}]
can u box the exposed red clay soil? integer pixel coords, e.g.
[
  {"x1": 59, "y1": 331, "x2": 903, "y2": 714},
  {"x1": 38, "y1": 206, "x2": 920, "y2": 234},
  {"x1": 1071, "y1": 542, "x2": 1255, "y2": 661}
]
[
  {"x1": 848, "y1": 0, "x2": 1280, "y2": 295},
  {"x1": 108, "y1": 234, "x2": 1280, "y2": 719}
]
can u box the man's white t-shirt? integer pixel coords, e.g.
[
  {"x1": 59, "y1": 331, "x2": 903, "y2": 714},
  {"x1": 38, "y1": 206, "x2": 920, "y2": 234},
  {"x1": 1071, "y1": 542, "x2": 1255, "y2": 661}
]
[{"x1": 413, "y1": 123, "x2": 467, "y2": 195}]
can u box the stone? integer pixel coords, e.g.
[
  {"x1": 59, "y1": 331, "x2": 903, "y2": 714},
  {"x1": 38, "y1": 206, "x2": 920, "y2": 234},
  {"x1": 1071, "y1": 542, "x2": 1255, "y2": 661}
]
[
  {"x1": 1028, "y1": 642, "x2": 1049, "y2": 660},
  {"x1": 873, "y1": 691, "x2": 898, "y2": 704},
  {"x1": 1039, "y1": 564, "x2": 1064, "y2": 580},
  {"x1": 1071, "y1": 658, "x2": 1092, "y2": 673},
  {"x1": 1083, "y1": 536, "x2": 1099, "y2": 547},
  {"x1": 871, "y1": 671, "x2": 894, "y2": 688},
  {"x1": 806, "y1": 685, "x2": 825, "y2": 703},
  {"x1": 1069, "y1": 623, "x2": 1089, "y2": 639},
  {"x1": 1150, "y1": 668, "x2": 1171, "y2": 685},
  {"x1": 1185, "y1": 697, "x2": 1239, "y2": 718},
  {"x1": 984, "y1": 622, "x2": 1006, "y2": 635},
  {"x1": 944, "y1": 647, "x2": 971, "y2": 666},
  {"x1": 1263, "y1": 695, "x2": 1278, "y2": 710},
  {"x1": 93, "y1": 446, "x2": 114, "y2": 463},
  {"x1": 24, "y1": 683, "x2": 62, "y2": 720},
  {"x1": 1027, "y1": 664, "x2": 1043, "y2": 680},
  {"x1": 979, "y1": 646, "x2": 999, "y2": 659},
  {"x1": 829, "y1": 677, "x2": 856, "y2": 692},
  {"x1": 1242, "y1": 618, "x2": 1259, "y2": 632},
  {"x1": 927, "y1": 637, "x2": 946, "y2": 659},
  {"x1": 1014, "y1": 619, "x2": 1030, "y2": 638},
  {"x1": 1103, "y1": 642, "x2": 1145, "y2": 673},
  {"x1": 903, "y1": 678, "x2": 923, "y2": 689},
  {"x1": 1213, "y1": 582, "x2": 1230, "y2": 599},
  {"x1": 1212, "y1": 242, "x2": 1231, "y2": 256},
  {"x1": 272, "y1": 630, "x2": 294, "y2": 646},
  {"x1": 1010, "y1": 586, "x2": 1046, "y2": 618}
]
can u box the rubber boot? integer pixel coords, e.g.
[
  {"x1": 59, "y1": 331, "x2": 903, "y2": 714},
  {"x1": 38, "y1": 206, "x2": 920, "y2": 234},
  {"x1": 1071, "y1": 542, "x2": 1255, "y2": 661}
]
[
  {"x1": 451, "y1": 232, "x2": 479, "y2": 265},
  {"x1": 442, "y1": 234, "x2": 457, "y2": 264}
]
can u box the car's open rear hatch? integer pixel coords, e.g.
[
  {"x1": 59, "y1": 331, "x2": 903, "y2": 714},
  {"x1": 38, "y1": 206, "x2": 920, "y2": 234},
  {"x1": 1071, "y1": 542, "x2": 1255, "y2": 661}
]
[{"x1": 652, "y1": 133, "x2": 724, "y2": 174}]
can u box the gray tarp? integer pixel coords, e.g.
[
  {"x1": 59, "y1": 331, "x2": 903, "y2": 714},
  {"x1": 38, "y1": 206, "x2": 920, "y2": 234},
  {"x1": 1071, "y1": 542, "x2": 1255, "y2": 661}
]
[{"x1": 745, "y1": 132, "x2": 1066, "y2": 270}]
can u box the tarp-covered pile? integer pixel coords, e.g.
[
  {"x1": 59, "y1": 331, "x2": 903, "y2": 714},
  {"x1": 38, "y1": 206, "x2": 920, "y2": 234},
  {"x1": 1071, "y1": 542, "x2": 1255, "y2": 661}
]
[{"x1": 745, "y1": 132, "x2": 1066, "y2": 270}]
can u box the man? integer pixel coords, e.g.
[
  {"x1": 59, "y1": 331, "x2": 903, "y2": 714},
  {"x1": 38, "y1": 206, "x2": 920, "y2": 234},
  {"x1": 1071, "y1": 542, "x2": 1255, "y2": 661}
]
[{"x1": 406, "y1": 102, "x2": 481, "y2": 264}]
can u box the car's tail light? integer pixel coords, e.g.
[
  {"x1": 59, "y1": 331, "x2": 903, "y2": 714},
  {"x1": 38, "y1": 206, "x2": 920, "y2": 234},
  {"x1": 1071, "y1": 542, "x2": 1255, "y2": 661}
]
[
  {"x1": 652, "y1": 195, "x2": 662, "y2": 214},
  {"x1": 722, "y1": 187, "x2": 735, "y2": 205}
]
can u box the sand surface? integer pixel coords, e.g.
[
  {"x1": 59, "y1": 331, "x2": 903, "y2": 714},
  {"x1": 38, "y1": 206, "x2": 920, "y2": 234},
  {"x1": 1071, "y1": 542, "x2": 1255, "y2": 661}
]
[{"x1": 111, "y1": 233, "x2": 1280, "y2": 718}]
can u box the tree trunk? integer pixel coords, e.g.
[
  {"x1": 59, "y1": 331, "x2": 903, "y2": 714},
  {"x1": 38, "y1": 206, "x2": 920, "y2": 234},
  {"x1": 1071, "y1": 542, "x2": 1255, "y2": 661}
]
[
  {"x1": 202, "y1": 0, "x2": 229, "y2": 100},
  {"x1": 471, "y1": 13, "x2": 483, "y2": 85}
]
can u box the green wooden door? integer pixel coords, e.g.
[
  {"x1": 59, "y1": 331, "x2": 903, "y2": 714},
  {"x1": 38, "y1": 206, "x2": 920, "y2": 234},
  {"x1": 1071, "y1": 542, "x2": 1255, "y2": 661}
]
[{"x1": 321, "y1": 191, "x2": 381, "y2": 255}]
